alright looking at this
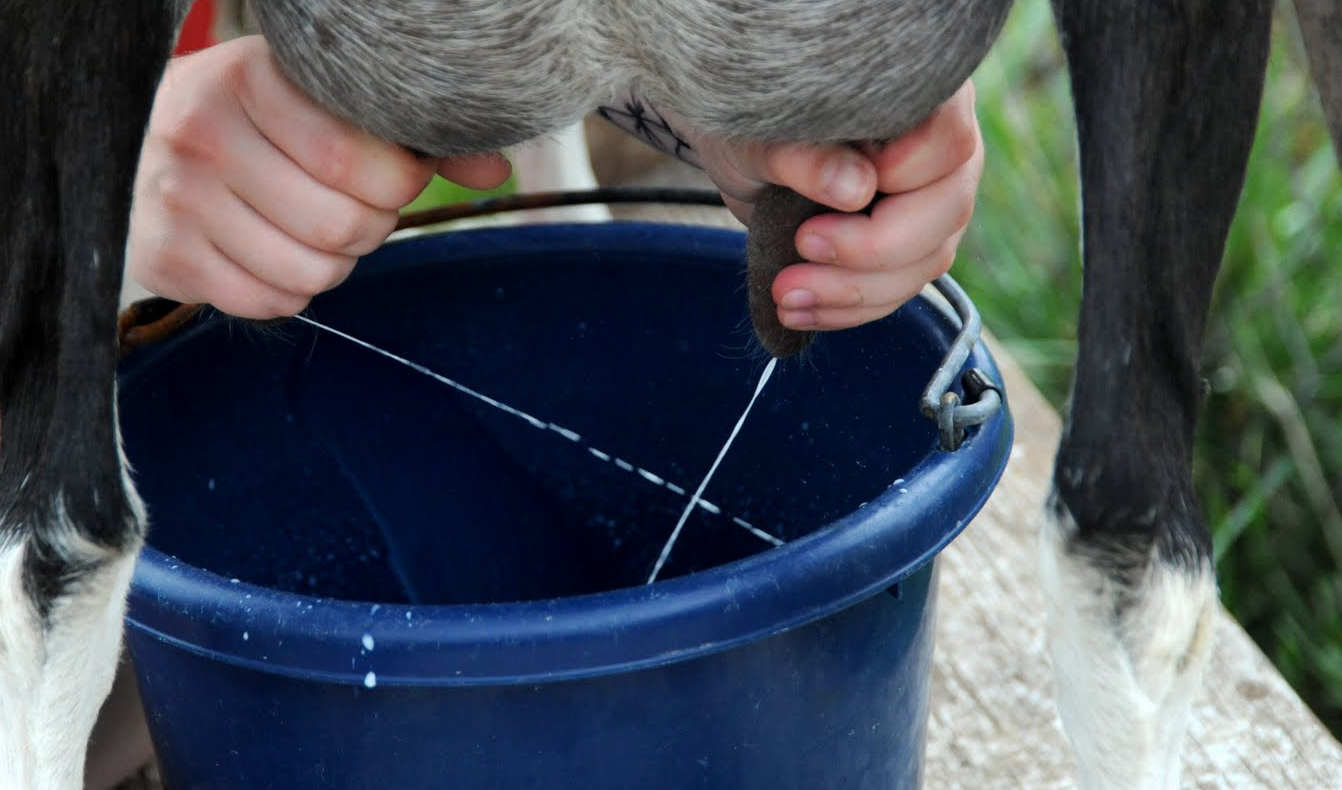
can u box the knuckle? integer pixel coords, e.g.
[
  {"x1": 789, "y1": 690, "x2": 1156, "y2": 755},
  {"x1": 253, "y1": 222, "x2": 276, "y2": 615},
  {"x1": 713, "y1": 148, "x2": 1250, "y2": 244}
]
[
  {"x1": 281, "y1": 261, "x2": 325, "y2": 298},
  {"x1": 931, "y1": 241, "x2": 957, "y2": 278},
  {"x1": 140, "y1": 248, "x2": 196, "y2": 298},
  {"x1": 311, "y1": 209, "x2": 370, "y2": 254},
  {"x1": 310, "y1": 135, "x2": 356, "y2": 191},
  {"x1": 362, "y1": 208, "x2": 400, "y2": 250},
  {"x1": 951, "y1": 190, "x2": 977, "y2": 232},
  {"x1": 266, "y1": 291, "x2": 311, "y2": 318},
  {"x1": 839, "y1": 280, "x2": 864, "y2": 309},
  {"x1": 295, "y1": 255, "x2": 355, "y2": 296},
  {"x1": 945, "y1": 117, "x2": 980, "y2": 171},
  {"x1": 219, "y1": 44, "x2": 252, "y2": 94},
  {"x1": 214, "y1": 278, "x2": 310, "y2": 320},
  {"x1": 211, "y1": 291, "x2": 258, "y2": 319},
  {"x1": 385, "y1": 161, "x2": 434, "y2": 209},
  {"x1": 160, "y1": 105, "x2": 226, "y2": 165},
  {"x1": 322, "y1": 259, "x2": 357, "y2": 292},
  {"x1": 152, "y1": 169, "x2": 199, "y2": 216},
  {"x1": 941, "y1": 172, "x2": 979, "y2": 232},
  {"x1": 226, "y1": 38, "x2": 271, "y2": 113},
  {"x1": 284, "y1": 267, "x2": 326, "y2": 299},
  {"x1": 157, "y1": 244, "x2": 197, "y2": 277}
]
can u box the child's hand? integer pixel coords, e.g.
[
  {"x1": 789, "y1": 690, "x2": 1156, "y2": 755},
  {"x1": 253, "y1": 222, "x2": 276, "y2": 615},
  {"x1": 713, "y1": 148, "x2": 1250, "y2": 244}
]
[
  {"x1": 696, "y1": 81, "x2": 983, "y2": 331},
  {"x1": 127, "y1": 35, "x2": 511, "y2": 318}
]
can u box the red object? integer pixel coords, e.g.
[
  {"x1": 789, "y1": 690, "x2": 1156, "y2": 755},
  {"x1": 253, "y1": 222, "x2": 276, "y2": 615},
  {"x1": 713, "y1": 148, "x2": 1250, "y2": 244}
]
[{"x1": 174, "y1": 0, "x2": 216, "y2": 55}]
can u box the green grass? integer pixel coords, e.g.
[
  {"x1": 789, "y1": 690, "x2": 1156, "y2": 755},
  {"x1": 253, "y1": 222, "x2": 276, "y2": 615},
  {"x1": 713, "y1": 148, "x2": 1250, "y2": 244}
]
[
  {"x1": 961, "y1": 0, "x2": 1342, "y2": 733},
  {"x1": 401, "y1": 172, "x2": 516, "y2": 215}
]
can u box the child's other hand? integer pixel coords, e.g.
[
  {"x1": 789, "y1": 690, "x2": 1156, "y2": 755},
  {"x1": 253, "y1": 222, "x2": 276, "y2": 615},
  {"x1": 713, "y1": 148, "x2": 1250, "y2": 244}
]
[{"x1": 698, "y1": 80, "x2": 983, "y2": 331}]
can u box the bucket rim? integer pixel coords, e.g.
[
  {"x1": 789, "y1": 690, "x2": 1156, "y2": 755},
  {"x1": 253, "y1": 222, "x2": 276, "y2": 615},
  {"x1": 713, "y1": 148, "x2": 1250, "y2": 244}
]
[{"x1": 124, "y1": 221, "x2": 1013, "y2": 687}]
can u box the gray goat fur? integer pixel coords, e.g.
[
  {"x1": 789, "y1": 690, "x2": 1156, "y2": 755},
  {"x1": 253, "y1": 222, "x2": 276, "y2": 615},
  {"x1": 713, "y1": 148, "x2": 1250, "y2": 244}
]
[{"x1": 251, "y1": 0, "x2": 1013, "y2": 156}]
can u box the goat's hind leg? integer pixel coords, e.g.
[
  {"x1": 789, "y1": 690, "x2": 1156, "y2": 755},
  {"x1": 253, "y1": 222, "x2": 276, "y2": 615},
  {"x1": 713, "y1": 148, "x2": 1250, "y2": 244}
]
[
  {"x1": 1044, "y1": 2, "x2": 1272, "y2": 789},
  {"x1": 0, "y1": 4, "x2": 180, "y2": 788}
]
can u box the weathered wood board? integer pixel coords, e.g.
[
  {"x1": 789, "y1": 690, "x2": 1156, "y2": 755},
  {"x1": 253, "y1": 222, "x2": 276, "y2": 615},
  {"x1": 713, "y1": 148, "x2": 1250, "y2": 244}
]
[{"x1": 927, "y1": 343, "x2": 1342, "y2": 789}]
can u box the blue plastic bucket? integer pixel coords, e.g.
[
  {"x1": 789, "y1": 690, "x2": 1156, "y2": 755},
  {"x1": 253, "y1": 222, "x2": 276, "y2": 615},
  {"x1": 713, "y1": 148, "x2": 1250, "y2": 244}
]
[{"x1": 118, "y1": 222, "x2": 1012, "y2": 789}]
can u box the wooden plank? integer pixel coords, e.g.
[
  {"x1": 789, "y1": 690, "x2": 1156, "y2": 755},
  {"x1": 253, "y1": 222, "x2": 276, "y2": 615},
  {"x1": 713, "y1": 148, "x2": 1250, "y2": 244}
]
[{"x1": 927, "y1": 339, "x2": 1342, "y2": 789}]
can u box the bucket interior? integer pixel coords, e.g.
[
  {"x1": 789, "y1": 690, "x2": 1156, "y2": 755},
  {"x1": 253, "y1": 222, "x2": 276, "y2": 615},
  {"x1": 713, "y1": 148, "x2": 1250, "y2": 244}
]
[{"x1": 119, "y1": 225, "x2": 957, "y2": 607}]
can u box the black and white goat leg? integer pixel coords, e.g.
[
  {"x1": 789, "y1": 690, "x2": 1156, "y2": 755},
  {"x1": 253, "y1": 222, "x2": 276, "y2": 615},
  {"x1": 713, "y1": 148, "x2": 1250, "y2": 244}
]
[
  {"x1": 1294, "y1": 0, "x2": 1342, "y2": 159},
  {"x1": 1044, "y1": 2, "x2": 1271, "y2": 789},
  {"x1": 0, "y1": 3, "x2": 180, "y2": 788}
]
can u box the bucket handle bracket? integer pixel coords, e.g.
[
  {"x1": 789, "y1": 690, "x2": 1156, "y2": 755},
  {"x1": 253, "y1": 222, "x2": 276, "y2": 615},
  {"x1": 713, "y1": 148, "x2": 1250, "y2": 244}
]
[{"x1": 921, "y1": 275, "x2": 1004, "y2": 452}]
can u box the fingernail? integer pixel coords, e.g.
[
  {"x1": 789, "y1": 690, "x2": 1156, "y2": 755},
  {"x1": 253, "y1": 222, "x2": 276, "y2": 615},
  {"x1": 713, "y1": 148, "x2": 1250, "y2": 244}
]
[
  {"x1": 798, "y1": 234, "x2": 837, "y2": 263},
  {"x1": 781, "y1": 310, "x2": 817, "y2": 329},
  {"x1": 823, "y1": 155, "x2": 869, "y2": 208},
  {"x1": 779, "y1": 289, "x2": 818, "y2": 309}
]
